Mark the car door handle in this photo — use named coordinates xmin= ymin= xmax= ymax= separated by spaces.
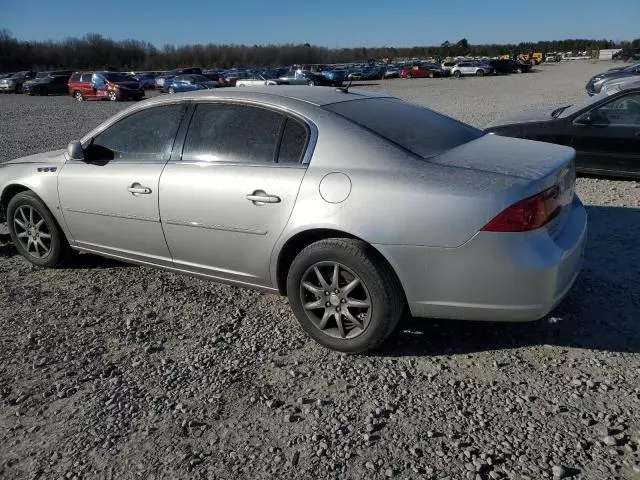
xmin=246 ymin=191 xmax=281 ymax=204
xmin=127 ymin=183 xmax=152 ymax=195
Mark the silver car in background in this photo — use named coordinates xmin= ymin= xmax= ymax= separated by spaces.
xmin=451 ymin=61 xmax=492 ymax=77
xmin=0 ymin=87 xmax=587 ymax=353
xmin=602 ymin=76 xmax=640 ymax=95
xmin=236 ymin=75 xmax=279 ymax=87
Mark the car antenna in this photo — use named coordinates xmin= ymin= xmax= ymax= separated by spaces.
xmin=336 ymin=77 xmax=353 ymax=93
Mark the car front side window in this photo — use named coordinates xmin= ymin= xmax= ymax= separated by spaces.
xmin=590 ymin=93 xmax=640 ymax=126
xmin=85 ymin=104 xmax=186 ymax=163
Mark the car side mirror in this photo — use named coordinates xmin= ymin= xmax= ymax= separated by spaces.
xmin=574 ymin=113 xmax=592 ymax=125
xmin=67 ymin=140 xmax=84 ymax=161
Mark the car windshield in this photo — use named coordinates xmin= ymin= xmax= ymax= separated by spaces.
xmin=190 ymin=75 xmax=210 ymax=82
xmin=103 ymin=73 xmax=136 ymax=82
xmin=324 ymin=98 xmax=484 ymax=159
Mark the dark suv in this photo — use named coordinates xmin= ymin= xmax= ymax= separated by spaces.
xmin=23 ymin=71 xmax=73 ymax=96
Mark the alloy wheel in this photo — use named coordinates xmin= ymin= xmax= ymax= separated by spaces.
xmin=13 ymin=205 xmax=52 ymax=259
xmin=299 ymin=261 xmax=372 ymax=339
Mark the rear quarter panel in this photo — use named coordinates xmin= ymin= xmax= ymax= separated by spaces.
xmin=269 ymin=110 xmax=533 ymax=285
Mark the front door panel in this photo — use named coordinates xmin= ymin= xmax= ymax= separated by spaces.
xmin=58 ymin=162 xmax=172 ymax=263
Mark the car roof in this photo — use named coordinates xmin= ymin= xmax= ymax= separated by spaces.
xmin=145 ymin=86 xmax=392 ymax=107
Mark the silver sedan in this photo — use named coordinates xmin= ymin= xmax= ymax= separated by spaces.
xmin=235 ymin=75 xmax=279 ymax=87
xmin=0 ymin=87 xmax=587 ymax=353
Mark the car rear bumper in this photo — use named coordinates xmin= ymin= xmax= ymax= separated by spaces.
xmin=0 ymin=84 xmax=17 ymax=92
xmin=376 ymin=196 xmax=587 ymax=322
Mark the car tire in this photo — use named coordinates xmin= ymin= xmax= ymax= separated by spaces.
xmin=7 ymin=191 xmax=71 ymax=268
xmin=476 ymin=70 xmax=484 ymax=77
xmin=286 ymin=238 xmax=404 ymax=353
xmin=428 ymin=72 xmax=434 ymax=78
xmin=74 ymin=90 xmax=84 ymax=101
xmin=108 ymin=90 xmax=118 ymax=101
xmin=39 ymin=88 xmax=47 ymax=96
xmin=406 ymin=73 xmax=412 ymax=79
xmin=453 ymin=70 xmax=461 ymax=78
xmin=169 ymin=87 xmax=175 ymax=94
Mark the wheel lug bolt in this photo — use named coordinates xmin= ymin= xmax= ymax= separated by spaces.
xmin=325 ymin=302 xmax=330 ymax=307
xmin=336 ymin=307 xmax=341 ymax=312
xmin=341 ymin=299 xmax=346 ymax=303
xmin=334 ymin=289 xmax=339 ymax=294
xmin=324 ymin=291 xmax=329 ymax=296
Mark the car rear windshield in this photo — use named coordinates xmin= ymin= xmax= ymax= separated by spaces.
xmin=324 ymin=98 xmax=483 ymax=159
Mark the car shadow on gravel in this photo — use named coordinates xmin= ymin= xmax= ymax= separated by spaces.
xmin=382 ymin=205 xmax=640 ymax=357
xmin=0 ymin=231 xmax=130 ymax=269
xmin=0 ymin=232 xmax=13 ymax=257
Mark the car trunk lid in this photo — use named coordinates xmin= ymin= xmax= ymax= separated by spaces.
xmin=430 ymin=133 xmax=576 ymax=236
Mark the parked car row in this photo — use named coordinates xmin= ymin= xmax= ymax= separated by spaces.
xmin=585 ymin=60 xmax=640 ymax=95
xmin=345 ymin=59 xmax=533 ymax=81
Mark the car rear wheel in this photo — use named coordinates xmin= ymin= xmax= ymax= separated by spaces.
xmin=7 ymin=192 xmax=71 ymax=268
xmin=39 ymin=88 xmax=47 ymax=96
xmin=476 ymin=70 xmax=485 ymax=77
xmin=169 ymin=87 xmax=175 ymax=94
xmin=406 ymin=73 xmax=412 ymax=79
xmin=286 ymin=238 xmax=404 ymax=353
xmin=108 ymin=90 xmax=118 ymax=101
xmin=74 ymin=90 xmax=83 ymax=101
xmin=453 ymin=70 xmax=461 ymax=78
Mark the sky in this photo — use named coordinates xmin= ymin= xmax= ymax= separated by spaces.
xmin=3 ymin=0 xmax=639 ymax=48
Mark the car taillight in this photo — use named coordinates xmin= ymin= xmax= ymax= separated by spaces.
xmin=481 ymin=186 xmax=561 ymax=232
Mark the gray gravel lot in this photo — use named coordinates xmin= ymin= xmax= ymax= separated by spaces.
xmin=1 ymin=61 xmax=639 ymax=480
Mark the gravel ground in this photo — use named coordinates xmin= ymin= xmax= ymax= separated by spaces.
xmin=1 ymin=61 xmax=639 ymax=480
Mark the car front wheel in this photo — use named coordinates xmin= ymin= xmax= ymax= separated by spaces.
xmin=453 ymin=70 xmax=461 ymax=77
xmin=7 ymin=192 xmax=70 ymax=268
xmin=287 ymin=238 xmax=404 ymax=353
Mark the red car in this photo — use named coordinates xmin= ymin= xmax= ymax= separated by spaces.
xmin=68 ymin=71 xmax=144 ymax=102
xmin=400 ymin=66 xmax=443 ymax=79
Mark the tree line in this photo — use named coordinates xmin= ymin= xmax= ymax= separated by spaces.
xmin=1 ymin=30 xmax=638 ymax=72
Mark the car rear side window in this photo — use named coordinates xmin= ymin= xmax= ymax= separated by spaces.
xmin=324 ymin=98 xmax=483 ymax=159
xmin=70 ymin=73 xmax=80 ymax=82
xmin=88 ymin=104 xmax=185 ymax=162
xmin=182 ymin=103 xmax=285 ymax=164
xmin=277 ymin=118 xmax=309 ymax=164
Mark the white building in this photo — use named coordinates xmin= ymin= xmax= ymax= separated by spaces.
xmin=599 ymin=49 xmax=622 ymax=60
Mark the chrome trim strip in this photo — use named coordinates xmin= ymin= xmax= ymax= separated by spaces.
xmin=164 ymin=218 xmax=267 ymax=235
xmin=64 ymin=208 xmax=159 ymax=223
